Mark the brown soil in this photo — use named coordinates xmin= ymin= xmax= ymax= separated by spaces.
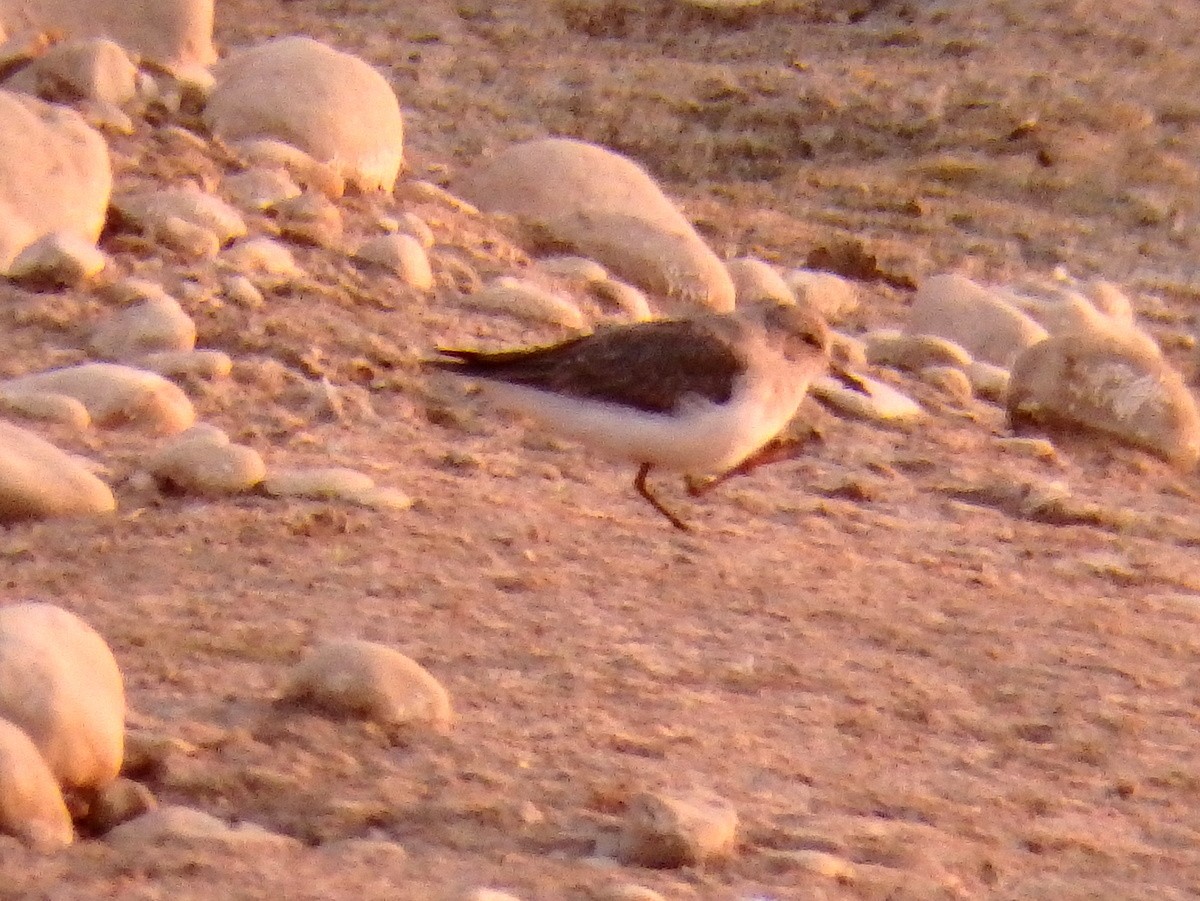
xmin=4 ymin=1 xmax=1200 ymax=899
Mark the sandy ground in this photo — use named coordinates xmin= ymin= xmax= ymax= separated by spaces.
xmin=4 ymin=1 xmax=1200 ymax=898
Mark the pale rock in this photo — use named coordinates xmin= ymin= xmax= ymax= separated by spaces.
xmin=726 ymin=257 xmax=795 ymax=306
xmin=205 ymin=37 xmax=404 ymax=192
xmin=0 ymin=420 xmax=113 ymax=520
xmin=113 ymin=186 xmax=246 ymax=248
xmin=536 ymin=255 xmax=608 ymax=285
xmin=468 ymin=891 xmax=523 ymax=901
xmin=79 ymin=98 xmax=133 ymax=135
xmin=1000 ymin=285 xmax=1121 ymax=337
xmin=865 ymin=329 xmax=972 ymax=372
xmin=0 ymin=390 xmax=90 ymax=430
xmin=395 ymin=212 xmax=434 ymax=249
xmin=829 ymin=331 xmax=868 ymax=370
xmin=2 ymin=38 xmax=137 ymax=106
xmin=595 ymin=885 xmax=666 ymax=901
xmin=616 ymin=789 xmax=737 ymax=868
xmin=0 ymin=0 xmax=216 ymax=72
xmin=995 ymin=436 xmax=1058 ymax=460
xmin=281 ymin=638 xmax=452 ymax=732
xmin=221 ymin=274 xmax=264 ymax=307
xmin=6 ymin=231 xmax=106 ymax=287
xmin=138 ymin=349 xmax=233 ymax=380
xmin=965 ymin=360 xmax=1010 ymax=404
xmin=274 ymin=192 xmax=343 ymax=249
xmin=2 ymin=363 xmax=195 ymax=433
xmin=230 ymin=138 xmax=345 ymax=199
xmin=812 ymin=372 xmax=923 ymax=423
xmin=456 ymin=137 xmax=734 ymax=313
xmin=353 ymin=234 xmax=433 ymax=291
xmin=1086 ymin=279 xmax=1136 ymax=327
xmin=152 ymin=216 xmax=220 ymax=258
xmin=0 ymin=91 xmax=110 ymax=271
xmin=0 ymin=717 xmax=72 ymax=851
xmin=784 ymin=849 xmax=857 ymax=880
xmin=920 ymin=365 xmax=973 ymax=404
xmin=401 ymin=179 xmax=479 ymax=215
xmin=783 ymin=269 xmax=860 ymax=321
xmin=90 ymin=294 xmax=196 ymax=360
xmin=908 ymin=274 xmax=1047 ymax=367
xmin=147 ymin=426 xmax=265 ymax=496
xmin=105 ymin=805 xmax=299 ymax=851
xmin=1009 ymin=329 xmax=1200 ymax=467
xmin=590 ymin=277 xmax=652 ymax=321
xmin=220 ymin=237 xmax=301 ymax=285
xmin=262 ymin=467 xmax=375 ymax=500
xmin=0 ymin=602 xmax=124 ymax=798
xmin=347 ymin=486 xmax=413 ymax=511
xmin=221 ymin=167 xmax=301 ymax=212
xmin=464 ymin=276 xmax=585 ymax=329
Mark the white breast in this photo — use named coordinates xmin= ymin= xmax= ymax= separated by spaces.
xmin=482 ymin=371 xmax=811 ymax=476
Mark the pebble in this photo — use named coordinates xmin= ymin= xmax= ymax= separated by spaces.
xmin=222 ymin=167 xmax=302 ymax=212
xmin=396 ymin=212 xmax=435 ymax=249
xmin=280 ymin=638 xmax=453 ymax=732
xmin=261 ymin=467 xmax=375 ymax=500
xmin=0 ymin=391 xmax=91 ymax=430
xmin=220 ymin=237 xmax=303 ymax=285
xmin=616 ymin=789 xmax=738 ymax=868
xmin=536 ymin=255 xmax=608 ymax=285
xmin=113 ymin=187 xmax=247 ymax=248
xmin=919 ymin=365 xmax=973 ymax=404
xmin=865 ymin=329 xmax=973 ymax=372
xmin=231 ymin=138 xmax=345 ymax=199
xmin=0 ymin=717 xmax=73 ymax=851
xmin=0 ymin=603 xmax=125 ymax=800
xmin=595 ymin=885 xmax=667 ymax=901
xmin=0 ymin=420 xmax=114 ymax=520
xmin=783 ymin=269 xmax=860 ymax=321
xmin=6 ymin=232 xmax=107 ymax=287
xmin=589 ymin=278 xmax=653 ymax=321
xmin=79 ymin=777 xmax=157 ymax=836
xmin=965 ymin=360 xmax=1010 ymax=404
xmin=90 ymin=293 xmax=196 ymax=360
xmin=811 ymin=372 xmax=924 ymax=423
xmin=464 ymin=276 xmax=585 ymax=329
xmin=147 ymin=426 xmax=266 ymax=496
xmin=2 ymin=38 xmax=138 ymax=107
xmin=353 ymin=234 xmax=434 ymax=290
xmin=2 ymin=363 xmax=195 ymax=434
xmin=908 ymin=273 xmax=1047 ymax=367
xmin=726 ymin=257 xmax=795 ymax=306
xmin=274 ymin=192 xmax=344 ymax=249
xmin=105 ymin=805 xmax=300 ymax=851
xmin=138 ymin=350 xmax=234 ymax=381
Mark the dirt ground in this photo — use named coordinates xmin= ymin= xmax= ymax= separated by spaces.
xmin=4 ymin=0 xmax=1200 ymax=898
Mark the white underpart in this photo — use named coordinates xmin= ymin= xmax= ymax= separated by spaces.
xmin=481 ymin=369 xmax=813 ymax=476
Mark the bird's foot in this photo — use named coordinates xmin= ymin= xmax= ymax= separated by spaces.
xmin=687 ymin=431 xmax=824 ymax=498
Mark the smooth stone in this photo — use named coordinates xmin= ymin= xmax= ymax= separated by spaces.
xmin=783 ymin=269 xmax=860 ymax=321
xmin=463 ymin=276 xmax=585 ymax=329
xmin=394 ymin=212 xmax=434 ymax=249
xmin=0 ymin=391 xmax=90 ymax=430
xmin=80 ymin=777 xmax=156 ymax=836
xmin=726 ymin=257 xmax=795 ymax=306
xmin=261 ymin=467 xmax=375 ymax=500
xmin=456 ymin=137 xmax=734 ymax=313
xmin=90 ymin=294 xmax=196 ymax=360
xmin=2 ymin=38 xmax=137 ymax=106
xmin=0 ymin=0 xmax=216 ymax=72
xmin=0 ymin=602 xmax=125 ymax=799
xmin=2 ymin=363 xmax=195 ymax=433
xmin=221 ymin=167 xmax=301 ymax=211
xmin=965 ymin=360 xmax=1010 ymax=404
xmin=1009 ymin=329 xmax=1200 ymax=467
xmin=353 ymin=234 xmax=433 ymax=291
xmin=908 ymin=273 xmax=1047 ymax=367
xmin=205 ymin=36 xmax=404 ymax=192
xmin=589 ymin=277 xmax=653 ymax=321
xmin=230 ymin=138 xmax=345 ymax=199
xmin=113 ymin=186 xmax=246 ymax=247
xmin=865 ymin=329 xmax=973 ymax=372
xmin=0 ymin=420 xmax=114 ymax=520
xmin=105 ymin=805 xmax=299 ymax=851
xmin=6 ymin=232 xmax=107 ymax=287
xmin=920 ymin=365 xmax=973 ymax=403
xmin=616 ymin=789 xmax=737 ymax=868
xmin=811 ymin=372 xmax=924 ymax=423
xmin=137 ymin=350 xmax=233 ymax=380
xmin=148 ymin=427 xmax=266 ymax=496
xmin=281 ymin=639 xmax=452 ymax=732
xmin=220 ymin=237 xmax=302 ymax=284
xmin=0 ymin=717 xmax=73 ymax=851
xmin=535 ymin=255 xmax=608 ymax=285
xmin=274 ymin=192 xmax=343 ymax=249
xmin=0 ymin=92 xmax=111 ymax=271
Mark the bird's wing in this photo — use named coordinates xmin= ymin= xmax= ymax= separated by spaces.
xmin=430 ymin=318 xmax=748 ymax=414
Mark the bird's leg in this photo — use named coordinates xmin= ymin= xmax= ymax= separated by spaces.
xmin=634 ymin=463 xmax=692 ymax=531
xmin=686 ymin=430 xmax=825 ymax=498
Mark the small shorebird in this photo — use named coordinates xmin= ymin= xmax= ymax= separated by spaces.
xmin=428 ymin=302 xmax=832 ymax=530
